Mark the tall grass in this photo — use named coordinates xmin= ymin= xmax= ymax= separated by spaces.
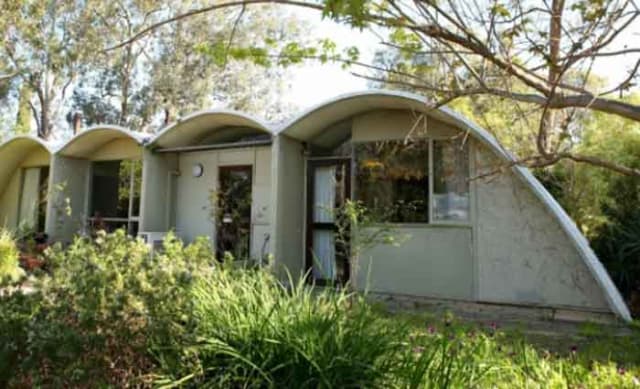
xmin=153 ymin=269 xmax=407 ymax=388
xmin=152 ymin=267 xmax=640 ymax=388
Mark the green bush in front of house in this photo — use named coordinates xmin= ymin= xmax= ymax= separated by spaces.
xmin=0 ymin=229 xmax=24 ymax=286
xmin=0 ymin=230 xmax=215 ymax=387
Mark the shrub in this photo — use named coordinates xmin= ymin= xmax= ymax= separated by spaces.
xmin=1 ymin=230 xmax=215 ymax=387
xmin=0 ymin=229 xmax=24 ymax=286
xmin=153 ymin=270 xmax=407 ymax=388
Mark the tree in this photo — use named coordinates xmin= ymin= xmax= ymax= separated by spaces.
xmin=1 ymin=0 xmax=100 ymax=139
xmin=1 ymin=1 xmax=304 ymax=138
xmin=67 ymin=2 xmax=302 ymax=132
xmin=110 ymin=0 xmax=640 ymax=176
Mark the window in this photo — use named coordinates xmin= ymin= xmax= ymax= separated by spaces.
xmin=354 ymin=138 xmax=470 ymax=223
xmin=89 ymin=160 xmax=141 ymax=235
xmin=355 ymin=140 xmax=429 ymax=223
xmin=433 ymin=140 xmax=470 ymax=221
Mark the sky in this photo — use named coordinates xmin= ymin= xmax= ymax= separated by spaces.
xmin=281 ymin=13 xmax=376 ymax=110
xmin=282 ymin=9 xmax=640 ymax=112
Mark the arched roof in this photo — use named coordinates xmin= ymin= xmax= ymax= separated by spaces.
xmin=150 ymin=109 xmax=273 ymax=149
xmin=0 ymin=136 xmax=52 ymax=196
xmin=56 ymin=125 xmax=148 ymax=158
xmin=280 ymin=89 xmax=631 ymax=322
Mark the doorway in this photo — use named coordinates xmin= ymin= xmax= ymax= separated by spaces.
xmin=306 ymin=159 xmax=351 ymax=284
xmin=217 ymin=165 xmax=253 ymax=260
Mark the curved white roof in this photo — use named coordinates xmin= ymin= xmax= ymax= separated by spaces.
xmin=280 ymin=89 xmax=631 ymax=322
xmin=56 ymin=125 xmax=148 ymax=158
xmin=0 ymin=136 xmax=52 ymax=197
xmin=151 ymin=109 xmax=274 ymax=149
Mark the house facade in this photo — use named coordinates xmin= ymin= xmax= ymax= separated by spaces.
xmin=0 ymin=90 xmax=631 ymax=322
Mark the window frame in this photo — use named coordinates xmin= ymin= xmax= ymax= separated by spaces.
xmin=351 ymin=137 xmax=473 ymax=228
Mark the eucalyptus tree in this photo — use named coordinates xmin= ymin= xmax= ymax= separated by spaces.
xmin=0 ymin=0 xmax=100 ymax=139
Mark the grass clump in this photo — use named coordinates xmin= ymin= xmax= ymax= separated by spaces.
xmin=154 ymin=270 xmax=406 ymax=388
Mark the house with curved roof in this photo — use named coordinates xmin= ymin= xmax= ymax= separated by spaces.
xmin=45 ymin=126 xmax=148 ymax=241
xmin=0 ymin=136 xmax=52 ymax=233
xmin=0 ymin=89 xmax=630 ymax=323
xmin=269 ymin=90 xmax=631 ymax=322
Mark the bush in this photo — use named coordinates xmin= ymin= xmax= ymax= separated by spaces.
xmin=153 ymin=270 xmax=407 ymax=388
xmin=0 ymin=229 xmax=24 ymax=286
xmin=1 ymin=230 xmax=215 ymax=387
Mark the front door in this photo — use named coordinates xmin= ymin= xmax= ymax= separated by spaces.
xmin=217 ymin=165 xmax=252 ymax=261
xmin=306 ymin=159 xmax=351 ymax=285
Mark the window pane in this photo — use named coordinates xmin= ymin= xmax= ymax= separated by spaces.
xmin=121 ymin=160 xmax=142 ymax=217
xmin=433 ymin=139 xmax=470 ymax=221
xmin=355 ymin=140 xmax=429 ymax=223
xmin=90 ymin=161 xmax=122 ymax=218
xmin=313 ymin=166 xmax=337 ymax=223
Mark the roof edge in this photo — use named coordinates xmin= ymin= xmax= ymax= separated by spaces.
xmin=150 ymin=109 xmax=274 ymax=147
xmin=56 ymin=125 xmax=149 ymax=154
xmin=0 ymin=135 xmax=54 ymax=154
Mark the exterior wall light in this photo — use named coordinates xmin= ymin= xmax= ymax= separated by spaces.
xmin=192 ymin=163 xmax=204 ymax=178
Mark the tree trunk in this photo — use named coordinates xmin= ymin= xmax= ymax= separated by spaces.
xmin=539 ymin=0 xmax=565 ymax=155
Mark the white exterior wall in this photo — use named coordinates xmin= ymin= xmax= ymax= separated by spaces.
xmin=171 ymin=146 xmax=272 ymax=260
xmin=474 ymin=143 xmax=609 ymax=310
xmin=271 ymin=135 xmax=306 ymax=279
xmin=0 ymin=171 xmax=21 ymax=229
xmin=45 ymin=156 xmax=91 ymax=242
xmin=140 ymin=150 xmax=178 ymax=233
xmin=357 ymin=227 xmax=473 ymax=299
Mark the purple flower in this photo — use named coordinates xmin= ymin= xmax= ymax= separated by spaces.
xmin=570 ymin=345 xmax=578 ymax=354
xmin=618 ymin=366 xmax=626 ymax=375
xmin=427 ymin=326 xmax=436 ymax=335
xmin=489 ymin=322 xmax=498 ymax=331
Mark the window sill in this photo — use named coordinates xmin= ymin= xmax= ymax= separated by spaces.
xmin=366 ymin=222 xmax=472 ymax=229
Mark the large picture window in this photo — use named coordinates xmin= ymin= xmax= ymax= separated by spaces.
xmin=355 ymin=140 xmax=429 ymax=223
xmin=89 ymin=160 xmax=142 ymax=235
xmin=354 ymin=138 xmax=470 ymax=224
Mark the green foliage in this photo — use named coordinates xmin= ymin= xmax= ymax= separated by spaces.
xmin=154 ymin=270 xmax=406 ymax=387
xmin=323 ymin=0 xmax=372 ymax=29
xmin=2 ymin=232 xmax=639 ymax=386
xmin=0 ymin=229 xmax=24 ymax=286
xmin=154 ymin=275 xmax=640 ymax=388
xmin=1 ymin=230 xmax=215 ymax=387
